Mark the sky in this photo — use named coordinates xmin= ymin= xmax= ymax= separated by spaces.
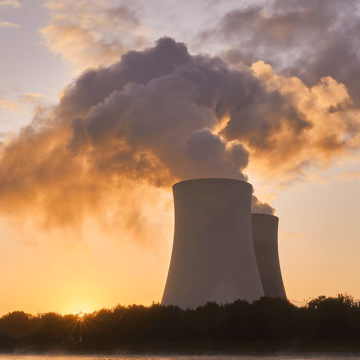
xmin=0 ymin=0 xmax=360 ymax=315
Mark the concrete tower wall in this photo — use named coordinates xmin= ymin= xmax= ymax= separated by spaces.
xmin=162 ymin=178 xmax=264 ymax=309
xmin=251 ymin=214 xmax=286 ymax=299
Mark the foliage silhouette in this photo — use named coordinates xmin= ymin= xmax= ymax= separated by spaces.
xmin=0 ymin=294 xmax=359 ymax=352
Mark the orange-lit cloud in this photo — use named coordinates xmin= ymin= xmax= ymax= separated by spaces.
xmin=0 ymin=98 xmax=25 ymax=112
xmin=18 ymin=93 xmax=45 ymax=104
xmin=0 ymin=38 xmax=271 ymax=241
xmin=2 ymin=37 xmax=360 ymax=243
xmin=336 ymin=172 xmax=360 ymax=182
xmin=242 ymin=61 xmax=360 ymax=181
xmin=0 ymin=0 xmax=22 ymax=9
xmin=0 ymin=93 xmax=44 ymax=116
xmin=41 ymin=0 xmax=150 ymax=71
xmin=0 ymin=21 xmax=20 ymax=28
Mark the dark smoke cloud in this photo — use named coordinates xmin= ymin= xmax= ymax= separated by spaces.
xmin=0 ymin=37 xmax=282 ymax=230
xmin=197 ymin=0 xmax=360 ymax=107
xmin=63 ymin=38 xmax=264 ymax=190
xmin=3 ymin=34 xmax=360 ymax=232
xmin=64 ymin=38 xmax=324 ymax=183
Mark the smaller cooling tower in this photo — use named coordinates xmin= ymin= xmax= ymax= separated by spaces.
xmin=251 ymin=214 xmax=286 ymax=299
xmin=162 ymin=178 xmax=264 ymax=309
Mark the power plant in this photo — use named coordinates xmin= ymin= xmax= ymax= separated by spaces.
xmin=162 ymin=178 xmax=286 ymax=309
xmin=252 ymin=214 xmax=286 ymax=299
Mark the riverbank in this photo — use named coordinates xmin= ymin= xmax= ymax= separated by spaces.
xmin=3 ymin=339 xmax=360 ymax=356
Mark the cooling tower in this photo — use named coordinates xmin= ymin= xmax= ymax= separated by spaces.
xmin=251 ymin=214 xmax=286 ymax=299
xmin=162 ymin=178 xmax=264 ymax=309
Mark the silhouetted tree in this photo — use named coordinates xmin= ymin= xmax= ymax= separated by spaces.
xmin=1 ymin=294 xmax=360 ymax=352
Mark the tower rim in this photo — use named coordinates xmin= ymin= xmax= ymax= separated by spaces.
xmin=173 ymin=178 xmax=252 ymax=190
xmin=252 ymin=213 xmax=278 ymax=220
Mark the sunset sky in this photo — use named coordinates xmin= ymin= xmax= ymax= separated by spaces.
xmin=1 ymin=0 xmax=360 ymax=316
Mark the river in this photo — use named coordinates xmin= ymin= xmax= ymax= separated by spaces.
xmin=1 ymin=355 xmax=360 ymax=360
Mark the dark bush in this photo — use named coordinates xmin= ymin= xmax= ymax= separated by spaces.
xmin=0 ymin=294 xmax=359 ymax=351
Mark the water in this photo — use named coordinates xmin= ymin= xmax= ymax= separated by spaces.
xmin=1 ymin=356 xmax=360 ymax=360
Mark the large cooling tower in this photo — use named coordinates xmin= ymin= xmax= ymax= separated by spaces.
xmin=162 ymin=178 xmax=264 ymax=309
xmin=251 ymin=214 xmax=286 ymax=299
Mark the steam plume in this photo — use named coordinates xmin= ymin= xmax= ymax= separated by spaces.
xmin=2 ymin=36 xmax=359 ymax=234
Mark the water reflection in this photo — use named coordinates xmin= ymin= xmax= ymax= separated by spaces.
xmin=1 ymin=355 xmax=360 ymax=360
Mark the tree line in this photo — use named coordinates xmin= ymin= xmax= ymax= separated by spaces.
xmin=0 ymin=294 xmax=360 ymax=353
